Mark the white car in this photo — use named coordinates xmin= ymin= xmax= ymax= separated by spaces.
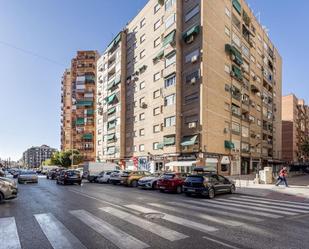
xmin=138 ymin=173 xmax=162 ymax=189
xmin=96 ymin=171 xmax=115 ymax=183
xmin=18 ymin=171 xmax=38 ymax=184
xmin=109 ymin=170 xmax=130 ymax=185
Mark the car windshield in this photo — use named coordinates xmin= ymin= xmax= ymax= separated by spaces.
xmin=162 ymin=174 xmax=175 ymax=179
xmin=21 ymin=171 xmax=36 ymax=175
xmin=66 ymin=171 xmax=79 ymax=176
xmin=186 ymin=175 xmax=205 ymax=182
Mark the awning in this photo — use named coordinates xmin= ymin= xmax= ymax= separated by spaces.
xmin=181 ymin=135 xmax=198 ymax=146
xmin=75 ymin=118 xmax=84 ymax=125
xmin=106 ymin=133 xmax=115 ymax=141
xmin=163 ymin=30 xmax=176 ymax=47
xmin=221 ymin=156 xmax=231 ymax=164
xmin=157 ymin=143 xmax=164 ymax=149
xmin=107 ymin=32 xmax=122 ymax=52
xmin=107 ymin=120 xmax=117 ymax=129
xmin=182 ymin=25 xmax=200 ymax=41
xmin=76 ymin=100 xmax=93 ymax=107
xmin=232 ymin=0 xmax=242 ymax=14
xmin=86 ymin=109 xmax=94 ymax=115
xmin=163 ymin=136 xmax=175 ymax=146
xmin=153 ymin=50 xmax=164 ymax=61
xmin=225 ymin=44 xmax=243 ymax=65
xmin=107 ymin=107 xmax=116 ymax=115
xmin=107 ymin=94 xmax=117 ymax=104
xmin=165 ymin=161 xmax=196 ymax=167
xmin=231 ymin=65 xmax=242 ymax=81
xmin=225 ymin=140 xmax=235 ymax=149
xmin=83 ymin=133 xmax=93 ymax=140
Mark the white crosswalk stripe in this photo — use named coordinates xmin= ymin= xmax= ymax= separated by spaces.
xmin=229 ymin=196 xmax=309 ymax=210
xmin=99 ymin=206 xmax=188 ymax=241
xmin=70 ymin=209 xmax=149 ymax=249
xmin=218 ymin=198 xmax=309 ymax=213
xmin=238 ymin=195 xmax=309 ymax=206
xmin=125 ymin=204 xmax=219 ymax=233
xmin=0 ymin=217 xmax=21 ymax=249
xmin=167 ymin=201 xmax=264 ymax=222
xmin=206 ymin=200 xmax=295 ymax=216
xmin=34 ymin=213 xmax=86 ymax=249
xmin=182 ymin=200 xmax=283 ymax=218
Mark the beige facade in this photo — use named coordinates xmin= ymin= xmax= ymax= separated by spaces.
xmin=96 ymin=0 xmax=282 ymax=175
xmin=282 ymin=94 xmax=309 ymax=163
xmin=61 ymin=51 xmax=99 ymax=162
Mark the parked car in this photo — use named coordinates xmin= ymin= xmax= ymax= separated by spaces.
xmin=138 ymin=172 xmax=162 ymax=189
xmin=120 ymin=171 xmax=151 ymax=187
xmin=47 ymin=168 xmax=65 ymax=180
xmin=109 ymin=170 xmax=130 ymax=185
xmin=0 ymin=177 xmax=18 ymax=203
xmin=12 ymin=170 xmax=21 ymax=178
xmin=57 ymin=170 xmax=82 ymax=185
xmin=0 ymin=169 xmax=5 ymax=177
xmin=96 ymin=170 xmax=117 ymax=183
xmin=157 ymin=173 xmax=188 ymax=193
xmin=183 ymin=173 xmax=235 ymax=198
xmin=18 ymin=171 xmax=38 ymax=184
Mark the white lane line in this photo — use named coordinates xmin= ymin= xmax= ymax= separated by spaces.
xmin=148 ymin=203 xmax=244 ymax=227
xmin=217 ymin=199 xmax=308 ymax=213
xmin=203 ymin=236 xmax=241 ymax=249
xmin=206 ymin=199 xmax=296 ymax=216
xmin=230 ymin=197 xmax=309 ymax=210
xmin=100 ymin=206 xmax=188 ymax=241
xmin=168 ymin=202 xmax=263 ymax=222
xmin=183 ymin=200 xmax=282 ymax=218
xmin=238 ymin=195 xmax=309 ymax=206
xmin=0 ymin=217 xmax=21 ymax=249
xmin=34 ymin=213 xmax=86 ymax=249
xmin=125 ymin=204 xmax=218 ymax=233
xmin=70 ymin=210 xmax=149 ymax=249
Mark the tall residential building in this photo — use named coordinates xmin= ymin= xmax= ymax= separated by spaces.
xmin=61 ymin=51 xmax=99 ymax=162
xmin=96 ymin=0 xmax=282 ymax=175
xmin=282 ymin=94 xmax=309 ymax=163
xmin=23 ymin=145 xmax=57 ymax=168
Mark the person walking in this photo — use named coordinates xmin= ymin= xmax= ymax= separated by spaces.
xmin=275 ymin=167 xmax=288 ymax=187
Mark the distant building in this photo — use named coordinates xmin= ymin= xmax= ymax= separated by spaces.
xmin=23 ymin=145 xmax=57 ymax=168
xmin=282 ymin=94 xmax=309 ymax=163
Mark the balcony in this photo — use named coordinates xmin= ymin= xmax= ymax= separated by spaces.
xmin=225 ymin=44 xmax=243 ymax=66
xmin=183 ymin=25 xmax=200 ymax=44
xmin=230 ymin=65 xmax=243 ymax=82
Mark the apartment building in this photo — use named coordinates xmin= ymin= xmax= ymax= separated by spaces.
xmin=96 ymin=0 xmax=282 ymax=175
xmin=61 ymin=51 xmax=99 ymax=162
xmin=282 ymin=94 xmax=309 ymax=163
xmin=23 ymin=145 xmax=57 ymax=168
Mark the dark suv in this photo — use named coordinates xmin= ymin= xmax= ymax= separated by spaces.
xmin=183 ymin=173 xmax=235 ymax=198
xmin=56 ymin=170 xmax=82 ymax=185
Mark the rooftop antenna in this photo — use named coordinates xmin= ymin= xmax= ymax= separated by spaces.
xmin=255 ymin=11 xmax=261 ymax=23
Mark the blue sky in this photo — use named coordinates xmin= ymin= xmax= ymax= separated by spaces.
xmin=0 ymin=0 xmax=308 ymax=161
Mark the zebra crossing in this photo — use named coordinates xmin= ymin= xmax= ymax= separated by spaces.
xmin=1 ymin=195 xmax=309 ymax=249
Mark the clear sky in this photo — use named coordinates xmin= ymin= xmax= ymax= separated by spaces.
xmin=0 ymin=0 xmax=308 ymax=161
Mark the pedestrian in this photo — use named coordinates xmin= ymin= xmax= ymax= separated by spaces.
xmin=275 ymin=167 xmax=288 ymax=187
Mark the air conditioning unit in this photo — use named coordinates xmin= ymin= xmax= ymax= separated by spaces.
xmin=186 ymin=35 xmax=194 ymax=44
xmin=188 ymin=122 xmax=197 ymax=128
xmin=190 ymin=77 xmax=197 ymax=85
xmin=140 ymin=102 xmax=147 ymax=109
xmin=191 ymin=55 xmax=198 ymax=63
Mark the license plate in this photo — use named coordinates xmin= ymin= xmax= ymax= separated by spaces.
xmin=187 ymin=189 xmax=195 ymax=192
xmin=121 ymin=180 xmax=124 ymax=183
xmin=159 ymin=186 xmax=165 ymax=189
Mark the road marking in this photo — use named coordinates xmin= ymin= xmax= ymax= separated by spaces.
xmin=148 ymin=203 xmax=244 ymax=227
xmin=34 ymin=213 xmax=86 ymax=249
xmin=100 ymin=206 xmax=188 ymax=241
xmin=230 ymin=197 xmax=309 ymax=210
xmin=0 ymin=217 xmax=21 ymax=249
xmin=183 ymin=200 xmax=282 ymax=218
xmin=216 ymin=198 xmax=308 ymax=213
xmin=202 ymin=236 xmax=241 ymax=249
xmin=70 ymin=210 xmax=149 ymax=249
xmin=167 ymin=202 xmax=263 ymax=222
xmin=125 ymin=204 xmax=218 ymax=233
xmin=238 ymin=195 xmax=309 ymax=206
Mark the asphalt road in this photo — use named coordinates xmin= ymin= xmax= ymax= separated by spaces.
xmin=1 ymin=177 xmax=309 ymax=249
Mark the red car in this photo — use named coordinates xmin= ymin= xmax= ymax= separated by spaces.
xmin=157 ymin=173 xmax=188 ymax=194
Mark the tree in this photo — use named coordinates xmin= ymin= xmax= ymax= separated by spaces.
xmin=50 ymin=150 xmax=83 ymax=168
xmin=300 ymin=139 xmax=309 ymax=159
xmin=42 ymin=159 xmax=52 ymax=166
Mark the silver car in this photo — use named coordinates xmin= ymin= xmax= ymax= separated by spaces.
xmin=18 ymin=171 xmax=38 ymax=184
xmin=0 ymin=177 xmax=18 ymax=203
xmin=138 ymin=172 xmax=162 ymax=189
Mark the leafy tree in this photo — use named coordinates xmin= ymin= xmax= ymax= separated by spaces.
xmin=300 ymin=139 xmax=309 ymax=158
xmin=42 ymin=159 xmax=52 ymax=166
xmin=50 ymin=150 xmax=83 ymax=168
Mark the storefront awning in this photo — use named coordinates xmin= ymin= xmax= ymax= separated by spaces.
xmin=165 ymin=161 xmax=196 ymax=167
xmin=181 ymin=135 xmax=198 ymax=146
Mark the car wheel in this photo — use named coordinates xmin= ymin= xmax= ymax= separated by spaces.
xmin=152 ymin=181 xmax=158 ymax=190
xmin=56 ymin=180 xmax=59 ymax=184
xmin=0 ymin=192 xmax=4 ymax=203
xmin=176 ymin=186 xmax=182 ymax=194
xmin=47 ymin=176 xmax=49 ymax=179
xmin=159 ymin=189 xmax=164 ymax=193
xmin=230 ymin=184 xmax=236 ymax=194
xmin=78 ymin=181 xmax=82 ymax=185
xmin=106 ymin=179 xmax=110 ymax=184
xmin=131 ymin=180 xmax=138 ymax=187
xmin=207 ymin=188 xmax=215 ymax=199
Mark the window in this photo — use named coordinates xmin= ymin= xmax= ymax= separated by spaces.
xmin=139 ymin=113 xmax=145 ymax=120
xmin=153 ymin=89 xmax=160 ymax=98
xmin=153 ymin=142 xmax=159 ymax=150
xmin=140 ymin=50 xmax=146 ymax=59
xmin=164 ymin=94 xmax=175 ymax=106
xmin=242 ymin=45 xmax=249 ymax=58
xmin=242 ymin=126 xmax=249 ymax=138
xmin=185 ymin=5 xmax=199 ymax=22
xmin=153 ymin=125 xmax=161 ymax=133
xmin=139 ymin=144 xmax=145 ymax=152
xmin=154 ymin=3 xmax=160 ymax=14
xmin=231 ymin=122 xmax=240 ymax=134
xmin=224 ymin=64 xmax=230 ymax=73
xmin=185 ymin=70 xmax=200 ymax=84
xmin=250 ymin=55 xmax=256 ymax=64
xmin=140 ymin=81 xmax=145 ymax=90
xmin=225 ymin=26 xmax=230 ymax=37
xmin=139 ymin=97 xmax=145 ymax=106
xmin=140 ymin=34 xmax=146 ymax=44
xmin=165 ymin=74 xmax=176 ymax=88
xmin=165 ymin=0 xmax=176 ymax=11
xmin=165 ymin=51 xmax=176 ymax=67
xmin=153 ymin=107 xmax=161 ymax=116
xmin=139 ymin=129 xmax=145 ymax=136
xmin=140 ymin=18 xmax=146 ymax=28
xmin=154 ymin=19 xmax=161 ymax=31
xmin=185 ymin=49 xmax=200 ymax=63
xmin=257 ymin=119 xmax=262 ymax=126
xmin=154 ymin=37 xmax=161 ymax=47
xmin=242 ymin=143 xmax=250 ymax=153
xmin=225 ymin=7 xmax=231 ymax=18
xmin=185 ymin=92 xmax=199 ymax=104
xmin=153 ymin=72 xmax=161 ymax=81
xmin=232 ymin=32 xmax=241 ymax=47
xmin=165 ymin=14 xmax=176 ymax=29
xmin=133 ymin=146 xmax=137 ymax=152
xmin=165 ymin=116 xmax=176 ymax=127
